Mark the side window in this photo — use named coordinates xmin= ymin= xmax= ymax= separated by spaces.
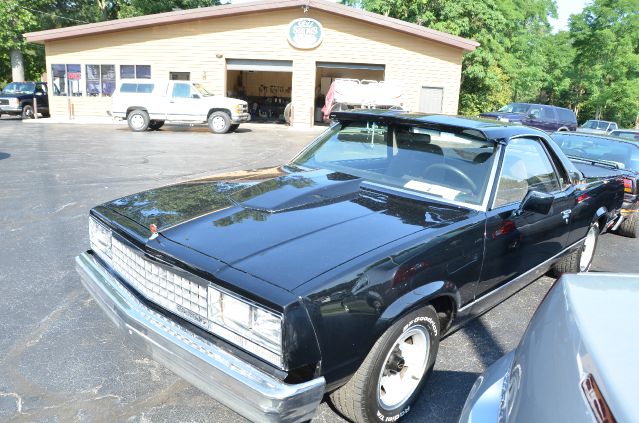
xmin=541 ymin=107 xmax=555 ymax=120
xmin=494 ymin=138 xmax=561 ymax=208
xmin=172 ymin=83 xmax=192 ymax=98
xmin=610 ymin=123 xmax=618 ymax=131
xmin=528 ymin=106 xmax=542 ymax=119
xmin=35 ymin=84 xmax=46 ymax=94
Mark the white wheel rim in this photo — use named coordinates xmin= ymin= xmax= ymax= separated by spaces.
xmin=130 ymin=114 xmax=145 ymax=130
xmin=212 ymin=116 xmax=226 ymax=131
xmin=377 ymin=325 xmax=430 ymax=410
xmin=24 ymin=107 xmax=33 ymax=118
xmin=580 ymin=226 xmax=597 ymax=271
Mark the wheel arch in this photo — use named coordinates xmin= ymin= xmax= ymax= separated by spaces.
xmin=593 ymin=206 xmax=608 ymax=232
xmin=126 ymin=106 xmax=148 ymax=116
xmin=207 ymin=108 xmax=231 ymax=119
xmin=377 ymin=281 xmax=461 ymax=338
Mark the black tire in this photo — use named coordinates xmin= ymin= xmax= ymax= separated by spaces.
xmin=21 ymin=104 xmax=35 ymax=119
xmin=617 ymin=213 xmax=638 ymax=238
xmin=229 ymin=124 xmax=240 ymax=132
xmin=208 ymin=111 xmax=231 ymax=134
xmin=42 ymin=111 xmax=50 ymax=118
xmin=557 ymin=127 xmax=569 ymax=132
xmin=551 ymin=221 xmax=599 ymax=276
xmin=330 ymin=306 xmax=440 ymax=423
xmin=148 ymin=120 xmax=165 ymax=131
xmin=127 ymin=109 xmax=150 ymax=132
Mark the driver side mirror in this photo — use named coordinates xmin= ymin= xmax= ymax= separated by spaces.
xmin=191 ymin=94 xmax=200 ymax=99
xmin=518 ymin=190 xmax=554 ymax=215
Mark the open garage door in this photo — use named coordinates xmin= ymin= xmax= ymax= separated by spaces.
xmin=226 ymin=59 xmax=292 ymax=124
xmin=315 ymin=62 xmax=385 ymax=123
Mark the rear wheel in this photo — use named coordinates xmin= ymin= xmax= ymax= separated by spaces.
xmin=22 ymin=104 xmax=35 ymax=119
xmin=551 ymin=221 xmax=599 ymax=276
xmin=617 ymin=213 xmax=638 ymax=238
xmin=127 ymin=109 xmax=150 ymax=132
xmin=329 ymin=306 xmax=439 ymax=423
xmin=208 ymin=111 xmax=231 ymax=133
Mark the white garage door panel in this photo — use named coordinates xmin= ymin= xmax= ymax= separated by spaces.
xmin=419 ymin=87 xmax=443 ymax=113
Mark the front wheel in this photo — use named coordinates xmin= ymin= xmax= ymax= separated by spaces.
xmin=22 ymin=104 xmax=35 ymax=119
xmin=330 ymin=306 xmax=440 ymax=423
xmin=208 ymin=111 xmax=231 ymax=134
xmin=551 ymin=221 xmax=599 ymax=276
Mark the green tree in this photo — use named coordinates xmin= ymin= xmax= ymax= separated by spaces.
xmin=569 ymin=0 xmax=639 ymax=125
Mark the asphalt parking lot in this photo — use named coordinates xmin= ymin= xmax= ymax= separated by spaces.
xmin=1 ymin=118 xmax=638 ymax=423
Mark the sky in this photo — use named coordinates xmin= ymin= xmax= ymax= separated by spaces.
xmin=229 ymin=0 xmax=588 ymax=33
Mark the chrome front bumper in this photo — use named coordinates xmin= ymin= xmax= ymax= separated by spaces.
xmin=232 ymin=112 xmax=251 ymax=123
xmin=75 ymin=252 xmax=325 ymax=423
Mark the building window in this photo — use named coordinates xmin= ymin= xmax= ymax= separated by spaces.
xmin=120 ymin=65 xmax=151 ymax=79
xmin=51 ymin=64 xmax=82 ymax=96
xmin=86 ymin=65 xmax=116 ymax=97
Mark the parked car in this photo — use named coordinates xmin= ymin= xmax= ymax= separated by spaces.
xmin=480 ymin=103 xmax=577 ymax=132
xmin=459 ymin=273 xmax=639 ymax=423
xmin=553 ymin=131 xmax=639 ymax=237
xmin=0 ymin=81 xmax=49 ymax=119
xmin=110 ymin=79 xmax=250 ymax=133
xmin=610 ymin=128 xmax=639 ymax=141
xmin=76 ymin=110 xmax=623 ymax=423
xmin=577 ymin=119 xmax=618 ymax=135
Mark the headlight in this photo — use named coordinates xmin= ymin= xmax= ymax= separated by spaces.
xmin=89 ymin=216 xmax=112 ymax=263
xmin=208 ymin=288 xmax=283 ymax=365
xmin=11 ymin=98 xmax=19 ymax=107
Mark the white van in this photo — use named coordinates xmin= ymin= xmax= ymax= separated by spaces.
xmin=111 ymin=80 xmax=250 ymax=133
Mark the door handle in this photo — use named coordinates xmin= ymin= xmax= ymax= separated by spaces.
xmin=561 ymin=209 xmax=572 ymax=223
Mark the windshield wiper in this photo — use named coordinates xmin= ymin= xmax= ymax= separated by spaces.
xmin=567 ymin=155 xmax=621 ymax=169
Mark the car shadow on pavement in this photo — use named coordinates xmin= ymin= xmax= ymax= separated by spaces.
xmin=0 ymin=152 xmax=10 ymax=160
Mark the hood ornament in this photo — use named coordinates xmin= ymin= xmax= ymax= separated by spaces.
xmin=149 ymin=223 xmax=159 ymax=240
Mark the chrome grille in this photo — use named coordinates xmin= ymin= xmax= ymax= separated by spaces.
xmin=0 ymin=99 xmax=9 ymax=106
xmin=111 ymin=238 xmax=208 ymax=324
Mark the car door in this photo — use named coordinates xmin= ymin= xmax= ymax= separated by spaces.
xmin=476 ymin=137 xmax=574 ymax=298
xmin=35 ymin=83 xmax=48 ymax=112
xmin=167 ymin=82 xmax=202 ymax=122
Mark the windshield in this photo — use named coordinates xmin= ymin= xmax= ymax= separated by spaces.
xmin=498 ymin=103 xmax=530 ymax=114
xmin=2 ymin=82 xmax=35 ymax=94
xmin=554 ymin=133 xmax=639 ymax=171
xmin=193 ymin=83 xmax=214 ymax=97
xmin=292 ymin=121 xmax=498 ymax=206
xmin=581 ymin=120 xmax=610 ymax=130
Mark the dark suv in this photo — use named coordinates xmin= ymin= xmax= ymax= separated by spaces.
xmin=481 ymin=103 xmax=577 ymax=132
xmin=0 ymin=81 xmax=49 ymax=119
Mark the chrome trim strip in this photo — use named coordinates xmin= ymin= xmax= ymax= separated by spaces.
xmin=362 ymin=181 xmax=487 ymax=211
xmin=458 ymin=238 xmax=584 ymax=314
xmin=75 ymin=252 xmax=325 ymax=423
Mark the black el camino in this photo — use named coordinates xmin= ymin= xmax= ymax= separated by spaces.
xmin=76 ymin=110 xmax=624 ymax=423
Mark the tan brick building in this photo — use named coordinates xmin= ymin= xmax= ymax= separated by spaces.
xmin=25 ymin=0 xmax=477 ymax=128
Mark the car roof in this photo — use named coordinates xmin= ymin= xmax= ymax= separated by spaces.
xmin=552 ymin=131 xmax=639 ymax=147
xmin=331 ymin=109 xmax=550 ymax=141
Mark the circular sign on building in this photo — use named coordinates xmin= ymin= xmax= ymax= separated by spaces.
xmin=287 ymin=18 xmax=323 ymax=49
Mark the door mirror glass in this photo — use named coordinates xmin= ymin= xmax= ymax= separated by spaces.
xmin=519 ymin=190 xmax=554 ymax=215
xmin=191 ymin=93 xmax=200 ymax=99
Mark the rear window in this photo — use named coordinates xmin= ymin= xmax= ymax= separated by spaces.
xmin=119 ymin=83 xmax=154 ymax=93
xmin=556 ymin=108 xmax=576 ymax=123
xmin=554 ymin=133 xmax=639 ymax=171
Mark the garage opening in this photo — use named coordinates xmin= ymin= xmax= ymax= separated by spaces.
xmin=315 ymin=62 xmax=385 ymax=123
xmin=226 ymin=59 xmax=292 ymax=124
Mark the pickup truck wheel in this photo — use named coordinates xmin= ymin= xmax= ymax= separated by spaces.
xmin=329 ymin=306 xmax=439 ymax=423
xmin=208 ymin=111 xmax=231 ymax=134
xmin=617 ymin=213 xmax=638 ymax=238
xmin=229 ymin=124 xmax=240 ymax=132
xmin=22 ymin=104 xmax=35 ymax=119
xmin=148 ymin=120 xmax=165 ymax=131
xmin=551 ymin=221 xmax=599 ymax=276
xmin=127 ymin=109 xmax=150 ymax=132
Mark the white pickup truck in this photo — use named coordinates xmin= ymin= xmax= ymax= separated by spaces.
xmin=111 ymin=80 xmax=250 ymax=133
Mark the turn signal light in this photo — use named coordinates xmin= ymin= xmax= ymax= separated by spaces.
xmin=581 ymin=373 xmax=616 ymax=423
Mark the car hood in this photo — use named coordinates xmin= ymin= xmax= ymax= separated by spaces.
xmin=203 ymin=96 xmax=246 ymax=108
xmin=101 ymin=166 xmax=472 ymax=291
xmin=479 ymin=112 xmax=525 ymax=120
xmin=0 ymin=93 xmax=27 ymax=99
